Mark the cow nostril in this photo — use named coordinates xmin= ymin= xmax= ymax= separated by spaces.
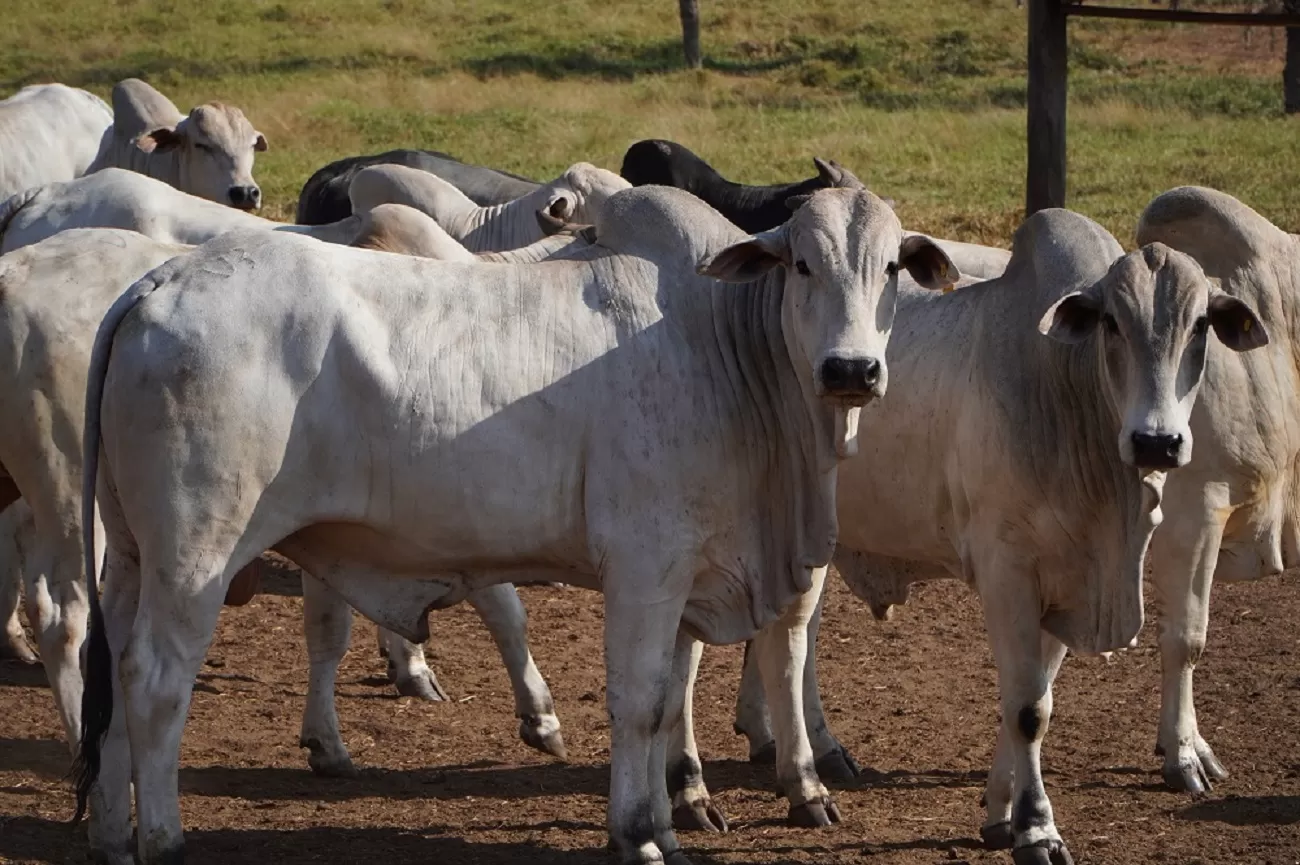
xmin=820 ymin=357 xmax=883 ymax=396
xmin=1130 ymin=431 xmax=1184 ymax=467
xmin=862 ymin=357 xmax=881 ymax=385
xmin=229 ymin=186 xmax=260 ymax=208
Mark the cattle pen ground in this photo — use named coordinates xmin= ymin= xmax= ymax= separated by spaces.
xmin=3 ymin=0 xmax=1300 ymax=863
xmin=3 ymin=564 xmax=1300 ymax=864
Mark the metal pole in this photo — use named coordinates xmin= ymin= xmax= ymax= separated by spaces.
xmin=1026 ymin=0 xmax=1069 ymax=214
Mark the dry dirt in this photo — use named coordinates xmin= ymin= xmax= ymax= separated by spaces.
xmin=1 ymin=560 xmax=1299 ymax=864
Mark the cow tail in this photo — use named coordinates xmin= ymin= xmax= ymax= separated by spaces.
xmin=70 ymin=273 xmax=165 ymax=824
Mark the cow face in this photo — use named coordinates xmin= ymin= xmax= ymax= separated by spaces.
xmin=699 ymin=189 xmax=957 ymax=453
xmin=136 ymin=103 xmax=267 ymax=211
xmin=1039 ymin=243 xmax=1268 ymax=470
xmin=540 ymin=163 xmax=631 ymax=230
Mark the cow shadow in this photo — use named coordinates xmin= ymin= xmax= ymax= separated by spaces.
xmin=0 ymin=816 xmax=628 ymax=865
xmin=1177 ymin=794 xmax=1300 ymax=826
xmin=0 ymin=737 xmax=70 ymax=779
xmin=175 ymin=757 xmax=788 ymax=804
xmin=0 ymin=814 xmax=982 ymax=865
xmin=0 ymin=658 xmax=48 ymax=689
xmin=836 ymin=766 xmax=988 ymax=793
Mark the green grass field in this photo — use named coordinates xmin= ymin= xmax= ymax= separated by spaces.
xmin=3 ymin=0 xmax=1295 ymax=244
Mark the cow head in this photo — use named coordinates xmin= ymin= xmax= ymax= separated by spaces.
xmin=135 ymin=102 xmax=267 ymax=211
xmin=697 ymin=188 xmax=958 ymax=456
xmin=540 ymin=163 xmax=631 ymax=231
xmin=1039 ymin=243 xmax=1268 ymax=470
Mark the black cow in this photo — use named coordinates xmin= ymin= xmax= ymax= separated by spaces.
xmin=296 ymin=149 xmax=540 ymax=225
xmin=619 ymin=139 xmax=866 ymax=233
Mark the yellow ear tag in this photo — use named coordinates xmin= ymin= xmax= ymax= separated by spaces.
xmin=1243 ymin=318 xmax=1252 ymax=332
xmin=941 ymin=283 xmax=956 ymax=294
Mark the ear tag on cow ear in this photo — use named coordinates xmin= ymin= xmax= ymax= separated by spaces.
xmin=941 ymin=283 xmax=956 ymax=295
xmin=1243 ymin=318 xmax=1253 ymax=332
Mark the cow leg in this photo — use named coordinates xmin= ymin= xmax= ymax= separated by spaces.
xmin=378 ymin=626 xmax=448 ymax=702
xmin=85 ymin=547 xmax=141 ymax=865
xmin=22 ymin=495 xmax=100 ymax=749
xmin=650 ymin=629 xmax=699 ymax=845
xmin=1149 ymin=496 xmax=1229 ymax=793
xmin=467 ymin=582 xmax=566 ymax=759
xmin=735 ymin=583 xmax=859 ymax=780
xmin=980 ymin=631 xmax=1067 ymax=851
xmin=754 ymin=565 xmax=840 ymax=827
xmin=799 ymin=585 xmax=860 ymax=782
xmin=0 ymin=504 xmax=36 ymax=663
xmin=732 ymin=640 xmax=776 ymax=763
xmin=983 ymin=584 xmax=1073 ymax=865
xmin=667 ymin=636 xmax=727 ymax=832
xmin=604 ymin=592 xmax=691 ymax=864
xmin=121 ymin=555 xmax=230 ymax=864
xmin=299 ymin=574 xmax=359 ymax=777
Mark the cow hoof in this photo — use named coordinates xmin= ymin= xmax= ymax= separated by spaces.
xmin=980 ymin=821 xmax=1014 ymax=850
xmin=1199 ymin=749 xmax=1229 ymax=782
xmin=519 ymin=716 xmax=567 ymax=760
xmin=87 ymin=846 xmax=134 ymax=865
xmin=787 ymin=796 xmax=841 ymax=828
xmin=672 ymin=799 xmax=729 ymax=833
xmin=815 ymin=744 xmax=862 ymax=782
xmin=1012 ymin=840 xmax=1074 ymax=865
xmin=142 ymin=843 xmax=186 ymax=865
xmin=1162 ymin=759 xmax=1212 ymax=795
xmin=748 ymin=740 xmax=777 ymax=766
xmin=0 ymin=635 xmax=37 ymax=664
xmin=394 ymin=669 xmax=448 ymax=702
xmin=305 ymin=749 xmax=359 ymax=778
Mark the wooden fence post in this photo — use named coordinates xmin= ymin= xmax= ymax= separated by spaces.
xmin=1286 ymin=0 xmax=1300 ymax=113
xmin=679 ymin=0 xmax=702 ymax=69
xmin=1026 ymin=0 xmax=1069 ymax=214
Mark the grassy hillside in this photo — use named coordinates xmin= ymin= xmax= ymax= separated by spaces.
xmin=2 ymin=0 xmax=1295 ymax=243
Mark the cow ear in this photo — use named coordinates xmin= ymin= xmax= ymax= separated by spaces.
xmin=135 ymin=126 xmax=183 ymax=153
xmin=786 ymin=193 xmax=813 ymax=213
xmin=254 ymin=132 xmax=269 ymax=152
xmin=1039 ymin=290 xmax=1103 ymax=343
xmin=534 ymin=207 xmax=570 ymax=236
xmin=698 ymin=227 xmax=790 ymax=282
xmin=899 ymin=235 xmax=959 ymax=291
xmin=813 ymin=156 xmax=842 ymax=185
xmin=546 ymin=192 xmax=576 ymax=221
xmin=1208 ymin=291 xmax=1269 ymax=352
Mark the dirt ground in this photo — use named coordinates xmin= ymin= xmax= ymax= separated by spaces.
xmin=1 ymin=559 xmax=1298 ymax=865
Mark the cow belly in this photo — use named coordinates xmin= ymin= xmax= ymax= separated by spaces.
xmin=277 ymin=534 xmax=467 ymax=643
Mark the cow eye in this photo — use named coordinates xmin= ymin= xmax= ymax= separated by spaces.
xmin=795 ymin=260 xmax=810 ymax=276
xmin=1193 ymin=316 xmax=1209 ymax=337
xmin=885 ymin=262 xmax=899 ymax=277
xmin=1102 ymin=313 xmax=1119 ymax=335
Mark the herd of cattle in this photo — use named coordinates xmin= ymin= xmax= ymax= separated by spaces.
xmin=0 ymin=77 xmax=1295 ymax=865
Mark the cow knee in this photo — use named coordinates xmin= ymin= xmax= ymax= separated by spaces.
xmin=1017 ymin=704 xmax=1045 ymax=743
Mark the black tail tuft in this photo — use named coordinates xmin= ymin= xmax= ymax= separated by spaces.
xmin=69 ymin=600 xmax=113 ymax=825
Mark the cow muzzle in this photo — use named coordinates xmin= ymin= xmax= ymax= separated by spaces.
xmin=818 ymin=356 xmax=885 ymax=403
xmin=228 ymin=185 xmax=262 ymax=211
xmin=1128 ymin=431 xmax=1187 ymax=470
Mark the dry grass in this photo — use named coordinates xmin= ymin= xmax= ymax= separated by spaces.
xmin=2 ymin=0 xmax=1296 ymax=243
